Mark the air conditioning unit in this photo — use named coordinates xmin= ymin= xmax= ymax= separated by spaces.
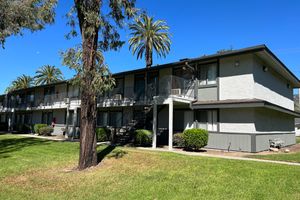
xmin=114 ymin=94 xmax=122 ymax=100
xmin=64 ymin=98 xmax=70 ymax=104
xmin=171 ymin=88 xmax=181 ymax=96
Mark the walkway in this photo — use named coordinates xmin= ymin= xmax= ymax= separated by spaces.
xmin=138 ymin=147 xmax=300 ymax=167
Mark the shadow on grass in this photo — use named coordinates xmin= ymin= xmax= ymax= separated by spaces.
xmin=97 ymin=145 xmax=116 ymax=164
xmin=0 ymin=137 xmax=51 ymax=158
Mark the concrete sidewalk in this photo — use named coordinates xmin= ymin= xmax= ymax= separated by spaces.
xmin=138 ymin=147 xmax=300 ymax=167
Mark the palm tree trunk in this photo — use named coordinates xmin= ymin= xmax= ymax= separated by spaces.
xmin=146 ymin=45 xmax=152 ymax=68
xmin=75 ymin=0 xmax=100 ymax=170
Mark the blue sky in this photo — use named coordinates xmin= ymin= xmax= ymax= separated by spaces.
xmin=1 ymin=0 xmax=300 ymax=94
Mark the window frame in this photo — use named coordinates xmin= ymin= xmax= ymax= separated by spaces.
xmin=195 ymin=109 xmax=219 ymax=132
xmin=196 ymin=62 xmax=218 ymax=86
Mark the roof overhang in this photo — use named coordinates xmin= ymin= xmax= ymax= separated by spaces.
xmin=255 ymin=48 xmax=300 ymax=88
xmin=192 ymin=99 xmax=300 ymax=117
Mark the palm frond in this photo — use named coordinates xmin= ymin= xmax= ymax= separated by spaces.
xmin=128 ymin=14 xmax=171 ymax=67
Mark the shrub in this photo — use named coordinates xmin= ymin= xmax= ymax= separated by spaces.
xmin=183 ymin=128 xmax=208 ymax=151
xmin=34 ymin=124 xmax=47 ymax=134
xmin=39 ymin=126 xmax=54 ymax=136
xmin=134 ymin=129 xmax=152 ymax=147
xmin=173 ymin=133 xmax=184 ymax=147
xmin=96 ymin=128 xmax=110 ymax=142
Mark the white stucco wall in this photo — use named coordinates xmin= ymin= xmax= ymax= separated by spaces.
xmin=253 ymin=56 xmax=294 ymax=110
xmin=219 ymin=54 xmax=255 ymax=100
xmin=219 ymin=108 xmax=256 ymax=133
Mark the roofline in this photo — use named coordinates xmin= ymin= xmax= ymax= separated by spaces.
xmin=263 ymin=46 xmax=300 ymax=83
xmin=3 ymin=44 xmax=299 ymax=94
xmin=113 ymin=44 xmax=267 ymax=76
xmin=6 ymin=80 xmax=69 ymax=95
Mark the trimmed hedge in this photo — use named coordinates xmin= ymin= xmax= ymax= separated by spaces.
xmin=173 ymin=133 xmax=184 ymax=147
xmin=134 ymin=129 xmax=152 ymax=147
xmin=39 ymin=126 xmax=54 ymax=136
xmin=34 ymin=124 xmax=48 ymax=135
xmin=183 ymin=128 xmax=208 ymax=151
xmin=96 ymin=128 xmax=110 ymax=142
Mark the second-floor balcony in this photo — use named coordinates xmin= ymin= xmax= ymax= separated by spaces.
xmin=3 ymin=75 xmax=196 ymax=110
xmin=97 ymin=75 xmax=196 ymax=107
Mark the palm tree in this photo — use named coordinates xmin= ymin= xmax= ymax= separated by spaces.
xmin=129 ymin=14 xmax=171 ymax=68
xmin=5 ymin=75 xmax=33 ymax=93
xmin=35 ymin=65 xmax=64 ymax=85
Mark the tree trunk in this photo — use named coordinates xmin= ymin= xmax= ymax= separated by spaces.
xmin=146 ymin=45 xmax=152 ymax=68
xmin=75 ymin=0 xmax=100 ymax=170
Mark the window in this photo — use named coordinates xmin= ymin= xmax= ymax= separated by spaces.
xmin=42 ymin=112 xmax=53 ymax=125
xmin=0 ymin=114 xmax=6 ymax=123
xmin=97 ymin=111 xmax=108 ymax=127
xmin=195 ymin=110 xmax=218 ymax=131
xmin=114 ymin=78 xmax=124 ymax=95
xmin=68 ymin=110 xmax=74 ymax=125
xmin=110 ymin=112 xmax=122 ymax=127
xmin=197 ymin=63 xmax=217 ymax=86
xmin=134 ymin=74 xmax=145 ymax=101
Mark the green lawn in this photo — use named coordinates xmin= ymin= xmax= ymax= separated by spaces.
xmin=1 ymin=134 xmax=300 ymax=200
xmin=248 ymin=137 xmax=300 ymax=163
xmin=249 ymin=152 xmax=300 ymax=163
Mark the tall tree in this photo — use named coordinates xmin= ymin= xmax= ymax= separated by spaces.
xmin=35 ymin=65 xmax=64 ymax=85
xmin=0 ymin=0 xmax=57 ymax=48
xmin=129 ymin=14 xmax=171 ymax=68
xmin=6 ymin=75 xmax=33 ymax=93
xmin=1 ymin=0 xmax=136 ymax=170
xmin=62 ymin=0 xmax=136 ymax=170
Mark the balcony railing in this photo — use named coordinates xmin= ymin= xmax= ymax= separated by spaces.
xmin=36 ymin=92 xmax=68 ymax=107
xmin=158 ymin=75 xmax=195 ymax=99
xmin=3 ymin=75 xmax=196 ymax=109
xmin=97 ymin=75 xmax=196 ymax=106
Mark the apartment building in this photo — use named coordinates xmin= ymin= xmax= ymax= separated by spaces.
xmin=0 ymin=45 xmax=299 ymax=152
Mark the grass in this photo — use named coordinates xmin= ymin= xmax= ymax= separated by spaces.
xmin=1 ymin=134 xmax=300 ymax=199
xmin=248 ymin=137 xmax=300 ymax=163
xmin=249 ymin=152 xmax=300 ymax=163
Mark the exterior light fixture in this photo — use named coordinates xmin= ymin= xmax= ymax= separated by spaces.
xmin=287 ymin=83 xmax=291 ymax=89
xmin=263 ymin=66 xmax=268 ymax=72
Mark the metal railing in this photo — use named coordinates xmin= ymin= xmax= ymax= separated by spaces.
xmin=36 ymin=92 xmax=68 ymax=107
xmin=3 ymin=75 xmax=196 ymax=109
xmin=97 ymin=75 xmax=196 ymax=106
xmin=158 ymin=75 xmax=195 ymax=99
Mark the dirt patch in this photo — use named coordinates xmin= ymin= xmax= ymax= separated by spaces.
xmin=163 ymin=143 xmax=300 ymax=158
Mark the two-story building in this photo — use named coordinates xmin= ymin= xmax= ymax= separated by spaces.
xmin=0 ymin=45 xmax=299 ymax=152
